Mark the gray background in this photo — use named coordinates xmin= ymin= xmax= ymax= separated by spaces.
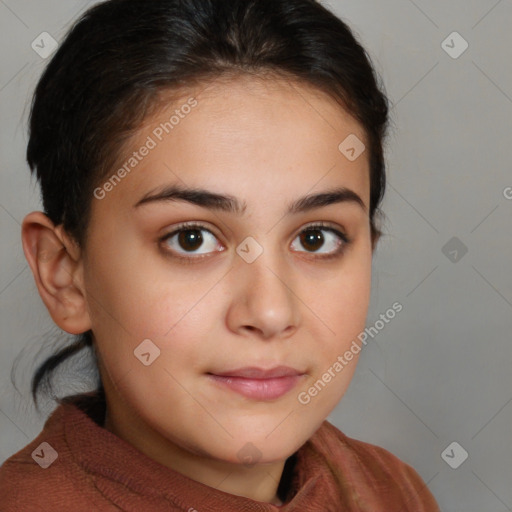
xmin=1 ymin=1 xmax=511 ymax=510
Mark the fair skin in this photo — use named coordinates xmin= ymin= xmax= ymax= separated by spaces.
xmin=22 ymin=74 xmax=377 ymax=505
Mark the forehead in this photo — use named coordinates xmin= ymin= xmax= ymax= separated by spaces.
xmin=92 ymin=74 xmax=370 ymax=216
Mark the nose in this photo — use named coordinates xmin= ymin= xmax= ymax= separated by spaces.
xmin=225 ymin=249 xmax=300 ymax=341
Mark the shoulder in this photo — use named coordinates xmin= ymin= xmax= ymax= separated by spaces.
xmin=309 ymin=420 xmax=440 ymax=511
xmin=0 ymin=403 xmax=108 ymax=511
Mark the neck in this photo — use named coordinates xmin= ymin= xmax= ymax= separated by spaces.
xmin=103 ymin=396 xmax=288 ymax=505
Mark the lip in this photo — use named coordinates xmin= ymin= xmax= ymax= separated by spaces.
xmin=210 ymin=365 xmax=303 ymax=379
xmin=207 ymin=366 xmax=306 ymax=401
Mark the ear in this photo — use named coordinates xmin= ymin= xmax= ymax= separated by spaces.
xmin=21 ymin=211 xmax=91 ymax=334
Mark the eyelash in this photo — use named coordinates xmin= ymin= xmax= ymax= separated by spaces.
xmin=158 ymin=221 xmax=351 ymax=264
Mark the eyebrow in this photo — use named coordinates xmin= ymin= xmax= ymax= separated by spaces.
xmin=133 ymin=184 xmax=367 ymax=215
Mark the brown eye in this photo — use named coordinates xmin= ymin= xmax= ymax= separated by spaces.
xmin=160 ymin=223 xmax=223 ymax=258
xmin=177 ymin=229 xmax=203 ymax=251
xmin=291 ymin=224 xmax=349 ymax=257
xmin=299 ymin=229 xmax=324 ymax=252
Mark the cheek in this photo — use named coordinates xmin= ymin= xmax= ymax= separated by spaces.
xmin=83 ymin=229 xmax=178 ymax=339
xmin=85 ymin=254 xmax=220 ymax=383
xmin=315 ymin=247 xmax=372 ymax=345
xmin=335 ymin=269 xmax=372 ymax=337
xmin=311 ymin=276 xmax=370 ymax=385
xmin=297 ymin=245 xmax=372 ymax=410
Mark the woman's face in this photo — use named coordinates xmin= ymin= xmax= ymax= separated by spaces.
xmin=83 ymin=75 xmax=373 ymax=467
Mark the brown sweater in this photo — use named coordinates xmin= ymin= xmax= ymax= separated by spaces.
xmin=0 ymin=399 xmax=440 ymax=511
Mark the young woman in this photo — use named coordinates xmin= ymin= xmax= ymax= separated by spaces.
xmin=0 ymin=0 xmax=440 ymax=510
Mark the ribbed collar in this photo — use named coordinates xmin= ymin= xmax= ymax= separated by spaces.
xmin=57 ymin=402 xmax=342 ymax=511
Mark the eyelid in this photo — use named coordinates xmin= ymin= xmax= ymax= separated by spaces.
xmin=158 ymin=220 xmax=351 ymax=261
xmin=160 ymin=220 xmax=220 ymax=238
xmin=292 ymin=221 xmax=351 ymax=260
xmin=158 ymin=221 xmax=224 ymax=263
xmin=297 ymin=221 xmax=349 ymax=241
xmin=161 ymin=220 xmax=349 ymax=241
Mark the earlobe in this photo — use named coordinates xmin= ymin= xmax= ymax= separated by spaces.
xmin=21 ymin=211 xmax=91 ymax=335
